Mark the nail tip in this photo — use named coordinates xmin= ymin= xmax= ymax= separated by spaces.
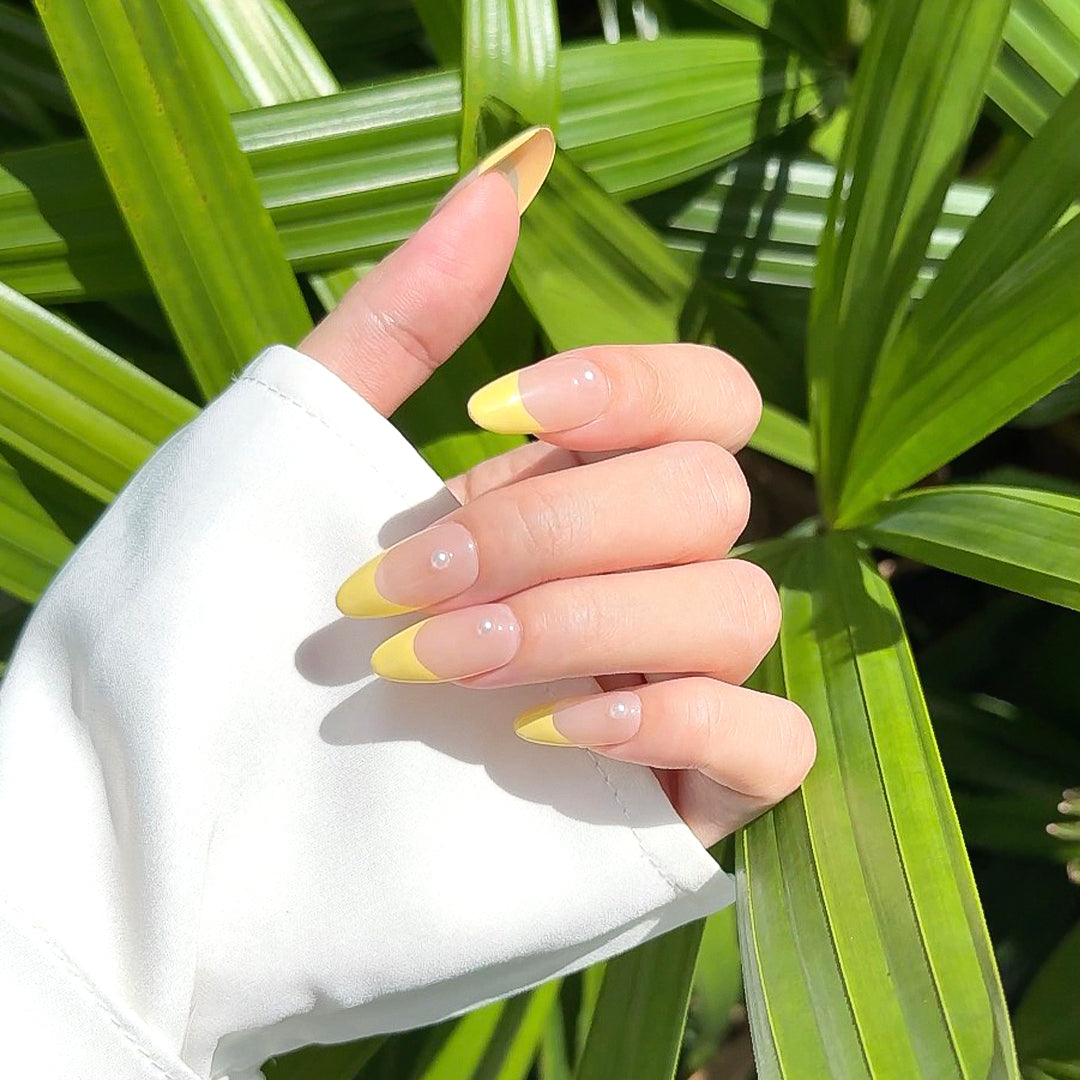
xmin=476 ymin=126 xmax=556 ymax=215
xmin=514 ymin=711 xmax=572 ymax=746
xmin=370 ymin=623 xmax=441 ymax=682
xmin=467 ymin=373 xmax=541 ymax=434
xmin=335 ymin=556 xmax=417 ymax=618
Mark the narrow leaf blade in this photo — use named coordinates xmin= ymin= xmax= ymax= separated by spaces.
xmin=808 ymin=0 xmax=1010 ymax=518
xmin=34 ymin=0 xmax=311 ymax=396
xmin=861 ymin=485 xmax=1080 ymax=611
xmin=739 ymin=534 xmax=1019 ymax=1079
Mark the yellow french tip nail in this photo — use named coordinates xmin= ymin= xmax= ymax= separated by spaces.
xmin=467 ymin=371 xmax=542 ymax=434
xmin=514 ymin=703 xmax=573 ymax=746
xmin=336 ymin=552 xmax=417 ymax=618
xmin=370 ymin=620 xmax=441 ymax=682
xmin=476 ymin=126 xmax=556 ymax=214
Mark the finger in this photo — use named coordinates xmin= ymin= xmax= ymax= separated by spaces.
xmin=337 ymin=441 xmax=750 ymax=617
xmin=367 ymin=558 xmax=781 ymax=687
xmin=299 ymin=127 xmax=554 ymax=416
xmin=513 ymin=678 xmax=815 ymax=845
xmin=446 ymin=440 xmax=580 ymax=504
xmin=466 ymin=343 xmax=762 ymax=452
xmin=513 ymin=677 xmax=815 ymax=800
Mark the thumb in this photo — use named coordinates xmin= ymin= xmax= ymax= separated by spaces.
xmin=299 ymin=127 xmax=555 ymax=417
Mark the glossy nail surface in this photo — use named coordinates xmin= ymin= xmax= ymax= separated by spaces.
xmin=371 ymin=604 xmax=521 ymax=682
xmin=337 ymin=522 xmax=479 ymax=617
xmin=435 ymin=126 xmax=555 ymax=216
xmin=468 ymin=356 xmax=609 ymax=435
xmin=515 ymin=691 xmax=643 ymax=746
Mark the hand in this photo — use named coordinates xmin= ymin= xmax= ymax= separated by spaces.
xmin=299 ymin=129 xmax=815 ymax=848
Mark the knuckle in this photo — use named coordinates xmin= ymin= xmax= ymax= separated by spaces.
xmin=628 ymin=351 xmax=672 ymax=423
xmin=726 ymin=560 xmax=782 ymax=651
xmin=674 ymin=441 xmax=751 ymax=545
xmin=501 ymin=480 xmax=588 ymax=566
xmin=760 ymin=698 xmax=816 ymax=800
xmin=718 ymin=352 xmax=764 ymax=447
xmin=681 ymin=679 xmax=727 ymax=770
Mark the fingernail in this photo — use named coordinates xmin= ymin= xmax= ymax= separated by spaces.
xmin=434 ymin=126 xmax=556 ymax=216
xmin=514 ymin=691 xmax=643 ymax=747
xmin=336 ymin=523 xmax=479 ymax=618
xmin=467 ymin=356 xmax=609 ymax=435
xmin=371 ymin=603 xmax=521 ymax=682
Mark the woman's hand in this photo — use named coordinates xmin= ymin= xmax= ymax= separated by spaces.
xmin=299 ymin=129 xmax=815 ymax=848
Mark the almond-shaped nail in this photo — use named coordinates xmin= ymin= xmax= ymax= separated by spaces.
xmin=514 ymin=692 xmax=643 ymax=747
xmin=336 ymin=522 xmax=479 ymax=618
xmin=371 ymin=603 xmax=521 ymax=682
xmin=434 ymin=126 xmax=556 ymax=216
xmin=467 ymin=356 xmax=609 ymax=435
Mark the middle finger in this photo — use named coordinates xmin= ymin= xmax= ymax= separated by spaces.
xmin=336 ymin=440 xmax=750 ymax=618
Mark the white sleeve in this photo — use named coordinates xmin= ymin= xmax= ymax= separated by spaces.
xmin=0 ymin=344 xmax=733 ymax=1080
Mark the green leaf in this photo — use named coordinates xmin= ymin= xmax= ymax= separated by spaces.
xmin=837 ymin=214 xmax=1080 ymax=524
xmin=750 ymin=404 xmax=814 ymax=472
xmin=861 ymin=485 xmax=1080 ymax=611
xmin=184 ymin=0 xmax=371 ymax=309
xmin=461 ymin=0 xmax=560 ymax=166
xmin=0 ymin=280 xmax=196 ymax=501
xmin=511 ymin=144 xmax=810 ymax=466
xmin=261 ymin=1036 xmax=386 ymax=1080
xmin=409 ymin=983 xmax=559 ymax=1080
xmin=411 ymin=0 xmax=463 ymax=65
xmin=0 ymin=35 xmax=824 ymax=302
xmin=697 ymin=0 xmax=851 ymax=60
xmin=738 ymin=533 xmax=1018 ymax=1079
xmin=0 ymin=594 xmax=30 ymax=678
xmin=473 ymin=981 xmax=561 ymax=1080
xmin=808 ymin=0 xmax=1010 ymax=519
xmin=1014 ymin=920 xmax=1080 ymax=1079
xmin=838 ymin=80 xmax=1080 ymax=522
xmin=987 ymin=0 xmax=1080 ymax=134
xmin=575 ymin=921 xmax=704 ymax=1080
xmin=0 ymin=1 xmax=70 ymax=117
xmin=34 ymin=0 xmax=311 ymax=397
xmin=684 ymin=906 xmax=741 ymax=1073
xmin=0 ymin=446 xmax=71 ymax=602
xmin=186 ymin=0 xmax=339 ymax=108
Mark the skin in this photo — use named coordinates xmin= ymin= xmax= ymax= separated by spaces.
xmin=300 ymin=170 xmax=816 ymax=848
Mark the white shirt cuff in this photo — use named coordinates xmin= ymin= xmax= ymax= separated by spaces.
xmin=0 ymin=344 xmax=734 ymax=1079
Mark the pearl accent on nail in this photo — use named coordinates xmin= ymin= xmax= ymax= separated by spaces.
xmin=430 ymin=549 xmax=453 ymax=571
xmin=477 ymin=618 xmax=496 ymax=635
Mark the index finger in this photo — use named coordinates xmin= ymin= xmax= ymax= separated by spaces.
xmin=466 ymin=343 xmax=763 ymax=453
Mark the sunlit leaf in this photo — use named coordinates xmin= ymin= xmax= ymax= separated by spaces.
xmin=739 ymin=534 xmax=1018 ymax=1079
xmin=861 ymin=485 xmax=1080 ymax=611
xmin=575 ymin=921 xmax=703 ymax=1080
xmin=34 ymin=0 xmax=311 ymax=396
xmin=837 ymin=80 xmax=1080 ymax=522
xmin=808 ymin=0 xmax=1010 ymax=518
xmin=0 ymin=35 xmax=824 ymax=301
xmin=0 ymin=280 xmax=195 ymax=501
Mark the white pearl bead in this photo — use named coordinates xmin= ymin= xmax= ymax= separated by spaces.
xmin=609 ymin=700 xmax=629 ymax=720
xmin=477 ymin=619 xmax=496 ymax=635
xmin=430 ymin=549 xmax=453 ymax=571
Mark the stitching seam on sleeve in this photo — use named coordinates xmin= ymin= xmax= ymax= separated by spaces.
xmin=583 ymin=753 xmax=684 ymax=900
xmin=0 ymin=895 xmax=195 ymax=1079
xmin=235 ymin=373 xmax=695 ymax=901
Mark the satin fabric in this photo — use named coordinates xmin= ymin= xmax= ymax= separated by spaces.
xmin=0 ymin=345 xmax=734 ymax=1078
